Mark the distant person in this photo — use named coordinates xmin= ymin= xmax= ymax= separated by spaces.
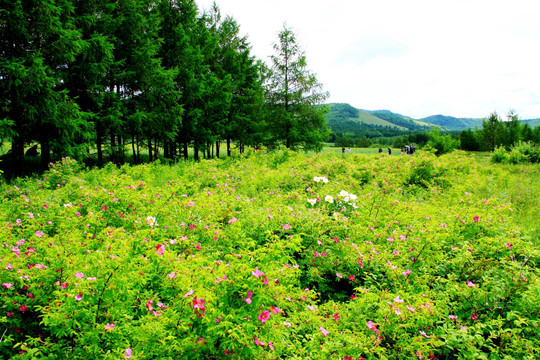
xmin=347 ymin=148 xmax=351 ymax=153
xmin=379 ymin=147 xmax=383 ymax=154
xmin=388 ymin=147 xmax=391 ymax=155
xmin=342 ymin=146 xmax=345 ymax=154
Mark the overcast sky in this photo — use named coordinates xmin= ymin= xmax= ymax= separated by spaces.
xmin=195 ymin=0 xmax=539 ymax=119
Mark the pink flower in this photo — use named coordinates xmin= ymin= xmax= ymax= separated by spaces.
xmin=168 ymin=272 xmax=177 ymax=279
xmin=419 ymin=330 xmax=430 ymax=338
xmin=125 ymin=348 xmax=132 ymax=359
xmin=473 ymin=216 xmax=479 ymax=222
xmin=505 ymin=242 xmax=512 ymax=249
xmin=61 ymin=282 xmax=69 ymax=289
xmin=268 ymin=341 xmax=274 ymax=350
xmin=336 ymin=272 xmax=343 ymax=279
xmin=402 ymin=269 xmax=412 ymax=276
xmin=75 ymin=272 xmax=85 ymax=279
xmin=101 ymin=205 xmax=107 ymax=211
xmin=449 ymin=315 xmax=458 ymax=320
xmin=282 ymin=224 xmax=291 ymax=230
xmin=155 ymin=244 xmax=165 ymax=255
xmin=252 ymin=269 xmax=264 ymax=278
xmin=319 ymin=326 xmax=329 ymax=337
xmin=333 ymin=312 xmax=340 ymax=322
xmin=394 ymin=295 xmax=404 ymax=303
xmin=19 ymin=305 xmax=28 ymax=312
xmin=183 ymin=289 xmax=194 ymax=298
xmin=395 ymin=309 xmax=402 ymax=315
xmin=189 ymin=224 xmax=196 ymax=230
xmin=75 ymin=295 xmax=82 ymax=301
xmin=258 ymin=310 xmax=271 ymax=323
xmin=104 ymin=323 xmax=115 ymax=330
xmin=192 ymin=297 xmax=206 ymax=317
xmin=406 ymin=305 xmax=416 ymax=312
xmin=1 ymin=283 xmax=13 ymax=289
xmin=35 ymin=230 xmax=45 ymax=237
xmin=366 ymin=320 xmax=378 ymax=333
xmin=270 ymin=306 xmax=281 ymax=315
xmin=254 ymin=335 xmax=265 ymax=346
xmin=471 ymin=313 xmax=478 ymax=320
xmin=466 ymin=280 xmax=476 ymax=288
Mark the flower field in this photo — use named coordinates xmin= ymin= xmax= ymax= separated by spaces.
xmin=1 ymin=150 xmax=538 ymax=359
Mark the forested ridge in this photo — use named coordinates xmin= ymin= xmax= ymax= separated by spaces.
xmin=0 ymin=0 xmax=328 ymax=174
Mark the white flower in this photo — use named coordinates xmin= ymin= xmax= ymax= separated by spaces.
xmin=307 ymin=198 xmax=317 ymax=206
xmin=339 ymin=190 xmax=349 ymax=197
xmin=325 ymin=195 xmax=334 ymax=203
xmin=146 ymin=216 xmax=158 ymax=227
xmin=314 ymin=176 xmax=329 ymax=183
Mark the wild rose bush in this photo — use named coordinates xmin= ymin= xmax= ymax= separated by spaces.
xmin=0 ymin=151 xmax=538 ymax=359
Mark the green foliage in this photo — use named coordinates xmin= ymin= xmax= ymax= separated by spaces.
xmin=0 ymin=151 xmax=538 ymax=358
xmin=427 ymin=127 xmax=460 ymax=155
xmin=265 ymin=25 xmax=329 ymax=151
xmin=491 ymin=141 xmax=540 ymax=164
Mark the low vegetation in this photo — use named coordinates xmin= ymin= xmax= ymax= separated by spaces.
xmin=1 ymin=150 xmax=538 ymax=359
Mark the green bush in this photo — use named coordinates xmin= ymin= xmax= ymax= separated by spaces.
xmin=491 ymin=146 xmax=509 ymax=164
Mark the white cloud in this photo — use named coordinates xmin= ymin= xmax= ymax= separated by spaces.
xmin=196 ymin=0 xmax=540 ymax=119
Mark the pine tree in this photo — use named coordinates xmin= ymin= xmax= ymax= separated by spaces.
xmin=265 ymin=25 xmax=329 ymax=151
xmin=0 ymin=0 xmax=88 ymax=172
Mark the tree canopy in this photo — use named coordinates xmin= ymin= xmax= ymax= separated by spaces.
xmin=0 ymin=1 xmax=329 ymax=175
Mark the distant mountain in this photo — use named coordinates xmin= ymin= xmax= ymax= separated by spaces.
xmin=523 ymin=118 xmax=540 ymax=128
xmin=418 ymin=115 xmax=484 ymax=131
xmin=325 ymin=103 xmax=539 ymax=133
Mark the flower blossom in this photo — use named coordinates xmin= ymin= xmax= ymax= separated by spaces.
xmin=366 ymin=320 xmax=378 ymax=333
xmin=319 ymin=327 xmax=329 ymax=337
xmin=258 ymin=310 xmax=271 ymax=323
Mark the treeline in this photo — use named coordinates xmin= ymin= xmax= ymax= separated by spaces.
xmin=0 ymin=0 xmax=328 ymax=174
xmin=459 ymin=111 xmax=540 ymax=151
xmin=425 ymin=111 xmax=540 ymax=158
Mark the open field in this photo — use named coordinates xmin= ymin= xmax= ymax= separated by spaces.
xmin=0 ymin=150 xmax=538 ymax=359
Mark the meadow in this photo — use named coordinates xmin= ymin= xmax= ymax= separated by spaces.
xmin=0 ymin=149 xmax=538 ymax=359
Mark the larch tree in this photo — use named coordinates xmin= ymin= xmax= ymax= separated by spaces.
xmin=265 ymin=24 xmax=329 ymax=151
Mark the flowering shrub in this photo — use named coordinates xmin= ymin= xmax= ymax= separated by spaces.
xmin=0 ymin=150 xmax=538 ymax=359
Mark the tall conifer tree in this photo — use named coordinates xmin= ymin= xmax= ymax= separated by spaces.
xmin=266 ymin=24 xmax=329 ymax=151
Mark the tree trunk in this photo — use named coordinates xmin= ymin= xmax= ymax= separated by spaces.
xmin=131 ymin=134 xmax=137 ymax=164
xmin=96 ymin=122 xmax=103 ymax=165
xmin=227 ymin=138 xmax=231 ymax=157
xmin=194 ymin=141 xmax=199 ymax=161
xmin=216 ymin=141 xmax=220 ymax=158
xmin=148 ymin=138 xmax=153 ymax=162
xmin=183 ymin=142 xmax=188 ymax=160
xmin=136 ymin=135 xmax=140 ymax=163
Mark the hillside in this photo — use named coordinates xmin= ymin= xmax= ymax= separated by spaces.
xmin=419 ymin=115 xmax=484 ymax=131
xmin=326 ymin=103 xmax=538 ymax=133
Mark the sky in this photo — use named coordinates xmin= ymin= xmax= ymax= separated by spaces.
xmin=195 ymin=0 xmax=539 ymax=119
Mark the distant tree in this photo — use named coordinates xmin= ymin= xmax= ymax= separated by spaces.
xmin=480 ymin=112 xmax=505 ymax=152
xmin=459 ymin=128 xmax=480 ymax=151
xmin=502 ymin=110 xmax=522 ymax=149
xmin=265 ymin=25 xmax=329 ymax=151
xmin=521 ymin=123 xmax=534 ymax=142
xmin=427 ymin=127 xmax=459 ymax=155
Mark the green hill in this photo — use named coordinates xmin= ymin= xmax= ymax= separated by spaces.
xmin=325 ymin=103 xmax=540 ymax=136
